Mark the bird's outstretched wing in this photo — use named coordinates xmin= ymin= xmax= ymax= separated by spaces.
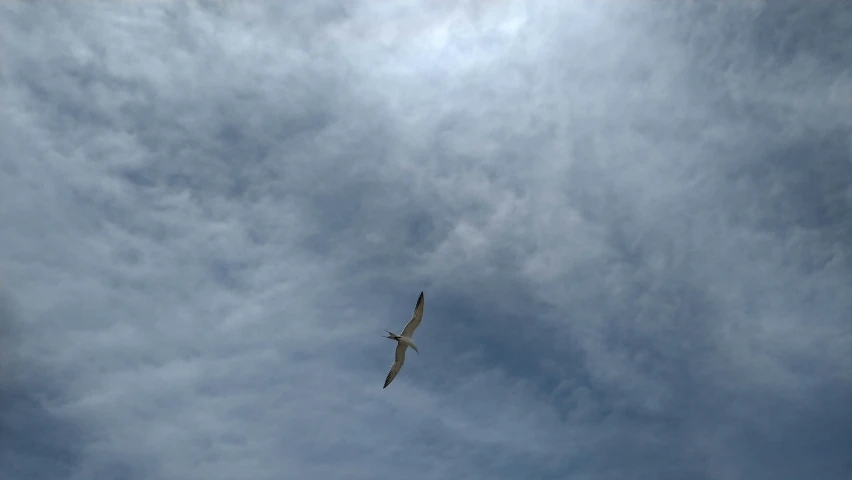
xmin=401 ymin=291 xmax=424 ymax=338
xmin=383 ymin=342 xmax=408 ymax=389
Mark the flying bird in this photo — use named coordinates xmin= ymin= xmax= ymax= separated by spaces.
xmin=382 ymin=291 xmax=424 ymax=389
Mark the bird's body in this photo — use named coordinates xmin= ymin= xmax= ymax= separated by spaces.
xmin=383 ymin=291 xmax=424 ymax=389
xmin=396 ymin=335 xmax=417 ymax=350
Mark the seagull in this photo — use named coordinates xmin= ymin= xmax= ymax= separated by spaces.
xmin=382 ymin=291 xmax=424 ymax=389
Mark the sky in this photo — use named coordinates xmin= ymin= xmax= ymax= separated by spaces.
xmin=1 ymin=0 xmax=851 ymax=479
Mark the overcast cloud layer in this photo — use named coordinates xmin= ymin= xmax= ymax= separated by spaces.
xmin=2 ymin=1 xmax=852 ymax=479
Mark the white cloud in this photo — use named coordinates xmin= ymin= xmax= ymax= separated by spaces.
xmin=2 ymin=1 xmax=850 ymax=479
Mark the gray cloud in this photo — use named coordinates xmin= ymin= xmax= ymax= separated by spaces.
xmin=2 ymin=0 xmax=851 ymax=479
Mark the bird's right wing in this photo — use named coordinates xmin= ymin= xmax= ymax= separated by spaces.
xmin=401 ymin=291 xmax=425 ymax=338
xmin=383 ymin=342 xmax=407 ymax=389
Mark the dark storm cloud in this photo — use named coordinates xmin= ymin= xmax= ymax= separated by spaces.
xmin=1 ymin=0 xmax=850 ymax=479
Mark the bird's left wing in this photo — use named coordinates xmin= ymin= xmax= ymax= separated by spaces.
xmin=383 ymin=342 xmax=408 ymax=389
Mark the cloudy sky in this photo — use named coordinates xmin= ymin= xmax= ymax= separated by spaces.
xmin=2 ymin=1 xmax=851 ymax=479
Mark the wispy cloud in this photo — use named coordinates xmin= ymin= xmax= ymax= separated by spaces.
xmin=2 ymin=1 xmax=851 ymax=479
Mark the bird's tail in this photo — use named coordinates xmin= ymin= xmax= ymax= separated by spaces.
xmin=383 ymin=330 xmax=400 ymax=340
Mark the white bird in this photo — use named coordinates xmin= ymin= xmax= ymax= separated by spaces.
xmin=382 ymin=291 xmax=424 ymax=389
